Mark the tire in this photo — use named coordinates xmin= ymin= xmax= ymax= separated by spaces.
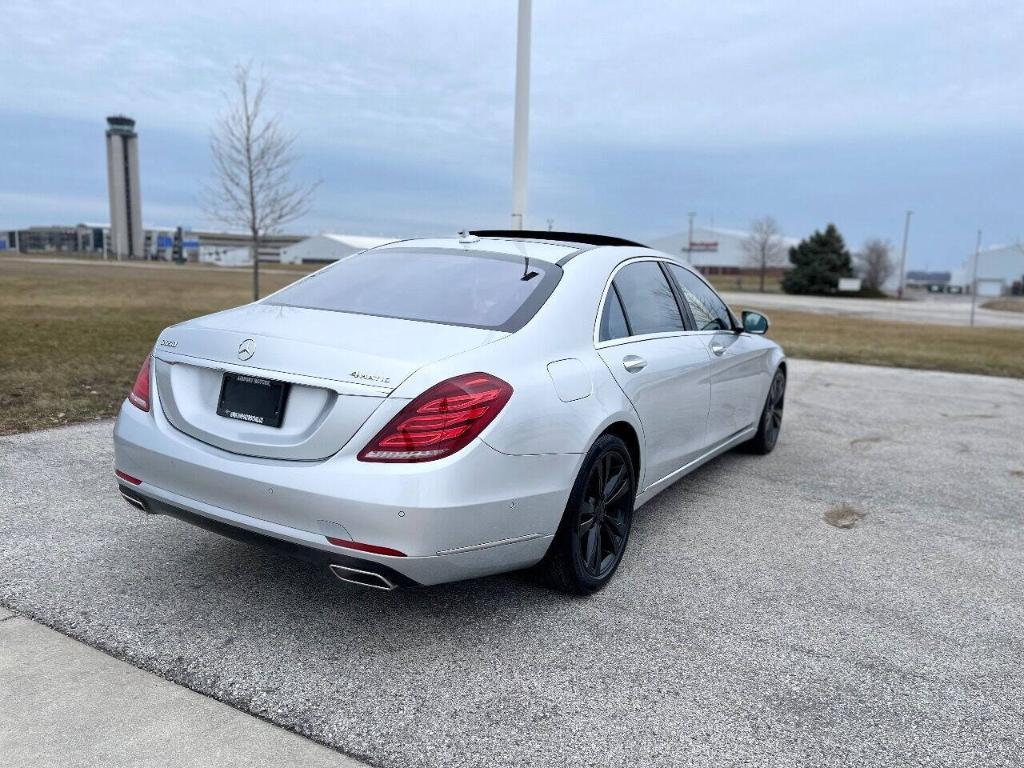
xmin=743 ymin=367 xmax=786 ymax=455
xmin=541 ymin=434 xmax=637 ymax=595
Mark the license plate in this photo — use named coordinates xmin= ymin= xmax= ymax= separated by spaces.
xmin=216 ymin=373 xmax=290 ymax=428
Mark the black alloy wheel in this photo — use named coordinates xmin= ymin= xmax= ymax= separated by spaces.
xmin=542 ymin=434 xmax=636 ymax=594
xmin=744 ymin=368 xmax=786 ymax=455
xmin=576 ymin=451 xmax=632 ymax=579
xmin=763 ymin=370 xmax=785 ymax=448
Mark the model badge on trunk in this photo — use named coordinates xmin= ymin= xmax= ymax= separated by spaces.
xmin=238 ymin=338 xmax=256 ymax=361
xmin=350 ymin=371 xmax=390 ymax=384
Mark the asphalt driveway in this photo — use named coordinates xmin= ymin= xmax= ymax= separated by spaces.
xmin=721 ymin=290 xmax=1024 ymax=329
xmin=1 ymin=359 xmax=1022 ymax=767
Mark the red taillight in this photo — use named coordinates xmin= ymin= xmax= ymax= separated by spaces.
xmin=128 ymin=353 xmax=152 ymax=412
xmin=115 ymin=469 xmax=142 ymax=485
xmin=325 ymin=537 xmax=406 ymax=557
xmin=358 ymin=372 xmax=513 ymax=463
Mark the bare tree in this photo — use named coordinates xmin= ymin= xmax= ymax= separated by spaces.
xmin=206 ymin=63 xmax=318 ymax=300
xmin=742 ymin=216 xmax=786 ymax=292
xmin=856 ymin=238 xmax=895 ymax=292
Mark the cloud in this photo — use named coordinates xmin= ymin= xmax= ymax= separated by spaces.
xmin=5 ymin=0 xmax=1023 ymax=148
xmin=2 ymin=1 xmax=1022 ymax=267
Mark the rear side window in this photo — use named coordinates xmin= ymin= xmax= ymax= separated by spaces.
xmin=610 ymin=262 xmax=685 ymax=336
xmin=265 ymin=248 xmax=561 ymax=332
xmin=599 ymin=288 xmax=631 ymax=341
xmin=667 ymin=264 xmax=733 ymax=331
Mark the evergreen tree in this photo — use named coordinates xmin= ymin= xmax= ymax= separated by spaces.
xmin=781 ymin=223 xmax=854 ymax=295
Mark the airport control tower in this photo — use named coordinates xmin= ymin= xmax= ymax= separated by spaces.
xmin=105 ymin=115 xmax=143 ymax=259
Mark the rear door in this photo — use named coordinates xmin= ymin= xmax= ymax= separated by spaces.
xmin=665 ymin=264 xmax=769 ymax=446
xmin=595 ymin=260 xmax=711 ymax=489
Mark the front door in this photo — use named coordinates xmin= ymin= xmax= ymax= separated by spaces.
xmin=665 ymin=264 xmax=767 ymax=446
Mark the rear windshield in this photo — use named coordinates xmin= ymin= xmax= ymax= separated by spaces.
xmin=265 ymin=247 xmax=561 ymax=332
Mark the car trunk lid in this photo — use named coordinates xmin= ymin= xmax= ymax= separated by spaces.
xmin=153 ymin=304 xmax=503 ymax=460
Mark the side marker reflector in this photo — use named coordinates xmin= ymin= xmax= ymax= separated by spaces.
xmin=326 ymin=536 xmax=406 ymax=558
xmin=115 ymin=470 xmax=142 ymax=486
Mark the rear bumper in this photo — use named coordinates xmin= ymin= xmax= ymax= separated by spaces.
xmin=118 ymin=484 xmax=422 ymax=588
xmin=113 ymin=399 xmax=576 ymax=586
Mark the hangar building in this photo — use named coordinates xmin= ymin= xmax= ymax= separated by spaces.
xmin=279 ymin=233 xmax=398 ymax=264
xmin=950 ymin=243 xmax=1024 ymax=296
xmin=649 ymin=225 xmax=798 ymax=276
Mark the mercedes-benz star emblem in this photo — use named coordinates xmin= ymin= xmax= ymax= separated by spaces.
xmin=238 ymin=338 xmax=256 ymax=361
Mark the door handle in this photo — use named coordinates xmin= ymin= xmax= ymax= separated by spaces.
xmin=710 ymin=342 xmax=726 ymax=356
xmin=622 ymin=355 xmax=647 ymax=373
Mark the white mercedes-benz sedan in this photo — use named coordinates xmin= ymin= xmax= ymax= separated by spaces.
xmin=113 ymin=231 xmax=786 ymax=594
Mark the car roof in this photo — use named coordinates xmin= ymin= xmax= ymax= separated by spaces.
xmin=374 ymin=237 xmax=578 ymax=264
xmin=373 ymin=231 xmax=648 ymax=264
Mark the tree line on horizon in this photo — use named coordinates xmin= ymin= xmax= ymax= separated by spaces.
xmin=742 ymin=216 xmax=895 ymax=296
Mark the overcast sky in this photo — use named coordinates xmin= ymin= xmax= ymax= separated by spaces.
xmin=2 ymin=0 xmax=1022 ymax=269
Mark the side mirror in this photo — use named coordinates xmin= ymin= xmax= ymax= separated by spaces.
xmin=742 ymin=310 xmax=769 ymax=335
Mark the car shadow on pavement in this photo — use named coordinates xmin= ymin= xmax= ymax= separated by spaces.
xmin=149 ymin=450 xmax=747 ymax=640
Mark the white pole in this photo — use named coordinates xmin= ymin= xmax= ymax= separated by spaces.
xmin=685 ymin=211 xmax=695 ymax=264
xmin=896 ymin=209 xmax=912 ymax=299
xmin=511 ymin=0 xmax=531 ymax=230
xmin=969 ymin=229 xmax=982 ymax=327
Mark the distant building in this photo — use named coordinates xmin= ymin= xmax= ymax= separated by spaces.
xmin=10 ymin=224 xmax=102 ymax=253
xmin=0 ymin=223 xmax=303 ymax=262
xmin=905 ymin=270 xmax=952 ymax=292
xmin=279 ymin=233 xmax=399 ymax=264
xmin=192 ymin=230 xmax=304 ymax=256
xmin=648 ymin=225 xmax=798 ymax=276
xmin=950 ymin=243 xmax=1024 ymax=296
xmin=199 ymin=246 xmax=254 ymax=267
xmin=105 ymin=116 xmax=144 ymax=259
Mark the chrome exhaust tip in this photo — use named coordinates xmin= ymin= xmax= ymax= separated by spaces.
xmin=329 ymin=564 xmax=397 ymax=591
xmin=119 ymin=490 xmax=148 ymax=513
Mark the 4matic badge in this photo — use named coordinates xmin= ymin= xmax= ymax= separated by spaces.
xmin=350 ymin=371 xmax=391 ymax=385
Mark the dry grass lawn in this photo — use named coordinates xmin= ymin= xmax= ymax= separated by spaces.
xmin=0 ymin=259 xmax=303 ymax=435
xmin=707 ymin=274 xmax=784 ymax=293
xmin=742 ymin=307 xmax=1024 ymax=379
xmin=2 ymin=257 xmax=1023 ymax=435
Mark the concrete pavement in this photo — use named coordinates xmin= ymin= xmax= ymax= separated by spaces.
xmin=0 ymin=610 xmax=363 ymax=767
xmin=2 ymin=359 xmax=1023 ymax=767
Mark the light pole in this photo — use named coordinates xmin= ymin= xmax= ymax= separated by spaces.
xmin=896 ymin=209 xmax=913 ymax=299
xmin=683 ymin=211 xmax=696 ymax=264
xmin=510 ymin=0 xmax=531 ymax=230
xmin=969 ymin=229 xmax=982 ymax=327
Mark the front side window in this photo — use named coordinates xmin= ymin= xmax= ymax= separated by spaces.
xmin=610 ymin=262 xmax=685 ymax=336
xmin=265 ymin=248 xmax=560 ymax=332
xmin=667 ymin=264 xmax=733 ymax=331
